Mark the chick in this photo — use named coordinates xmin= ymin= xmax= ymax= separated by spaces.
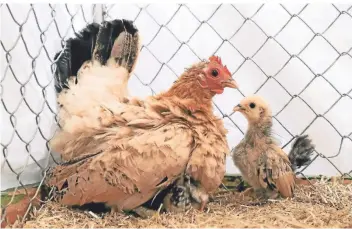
xmin=163 ymin=174 xmax=209 ymax=213
xmin=231 ymin=95 xmax=315 ymax=200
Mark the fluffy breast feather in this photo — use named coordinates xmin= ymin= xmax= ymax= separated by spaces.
xmin=48 ymin=95 xmax=198 ymax=210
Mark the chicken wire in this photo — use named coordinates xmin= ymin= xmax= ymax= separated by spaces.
xmin=1 ymin=3 xmax=352 ymax=224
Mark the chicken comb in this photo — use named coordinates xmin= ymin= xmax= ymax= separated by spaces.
xmin=209 ymin=55 xmax=231 ymax=76
xmin=209 ymin=55 xmax=223 ymax=65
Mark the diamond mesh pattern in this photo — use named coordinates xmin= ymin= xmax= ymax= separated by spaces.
xmin=1 ymin=3 xmax=351 ymax=223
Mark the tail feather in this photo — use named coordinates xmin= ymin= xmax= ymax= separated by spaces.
xmin=53 ymin=19 xmax=140 ymax=94
xmin=288 ymin=135 xmax=315 ymax=172
xmin=92 ymin=20 xmax=115 ymax=65
xmin=53 ymin=23 xmax=100 ymax=93
xmin=93 ymin=19 xmax=140 ymax=73
xmin=113 ymin=19 xmax=140 ymax=73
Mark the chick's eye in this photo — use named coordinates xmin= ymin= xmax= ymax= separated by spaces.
xmin=211 ymin=69 xmax=219 ymax=77
xmin=249 ymin=103 xmax=256 ymax=109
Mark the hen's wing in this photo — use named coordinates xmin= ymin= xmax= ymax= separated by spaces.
xmin=47 ymin=99 xmax=195 ymax=211
xmin=256 ymin=146 xmax=295 ymax=198
xmin=185 ymin=116 xmax=229 ymax=193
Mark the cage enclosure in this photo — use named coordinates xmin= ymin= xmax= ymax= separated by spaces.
xmin=1 ymin=3 xmax=352 ymax=228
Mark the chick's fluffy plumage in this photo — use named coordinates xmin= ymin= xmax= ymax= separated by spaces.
xmin=232 ymin=95 xmax=314 ymax=199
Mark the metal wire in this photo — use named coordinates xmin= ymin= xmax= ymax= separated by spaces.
xmin=1 ymin=3 xmax=351 ymax=225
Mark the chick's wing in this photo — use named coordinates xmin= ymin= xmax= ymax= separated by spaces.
xmin=256 ymin=146 xmax=295 ymax=198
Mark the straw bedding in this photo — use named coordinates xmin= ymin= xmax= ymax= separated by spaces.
xmin=14 ymin=179 xmax=352 ymax=228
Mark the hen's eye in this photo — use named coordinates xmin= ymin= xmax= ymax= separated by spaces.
xmin=249 ymin=103 xmax=256 ymax=109
xmin=211 ymin=69 xmax=219 ymax=77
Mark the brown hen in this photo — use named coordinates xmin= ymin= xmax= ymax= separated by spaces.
xmin=46 ymin=20 xmax=238 ymax=213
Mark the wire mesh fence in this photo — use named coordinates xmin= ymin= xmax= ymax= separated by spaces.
xmin=1 ymin=3 xmax=352 ymax=225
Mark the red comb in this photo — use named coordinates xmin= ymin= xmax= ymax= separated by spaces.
xmin=209 ymin=56 xmax=222 ymax=65
xmin=209 ymin=55 xmax=231 ymax=76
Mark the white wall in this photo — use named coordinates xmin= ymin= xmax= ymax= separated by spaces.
xmin=1 ymin=3 xmax=351 ymax=191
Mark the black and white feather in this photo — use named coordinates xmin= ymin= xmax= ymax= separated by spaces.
xmin=53 ymin=19 xmax=139 ymax=94
xmin=288 ymin=135 xmax=315 ymax=172
xmin=53 ymin=22 xmax=100 ymax=93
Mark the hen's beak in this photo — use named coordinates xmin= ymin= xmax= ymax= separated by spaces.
xmin=222 ymin=78 xmax=238 ymax=89
xmin=233 ymin=104 xmax=243 ymax=112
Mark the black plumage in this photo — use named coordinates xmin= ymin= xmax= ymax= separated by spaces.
xmin=53 ymin=19 xmax=138 ymax=94
xmin=288 ymin=135 xmax=315 ymax=171
xmin=53 ymin=22 xmax=100 ymax=93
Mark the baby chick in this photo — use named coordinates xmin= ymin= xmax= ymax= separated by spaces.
xmin=231 ymin=95 xmax=315 ymax=200
xmin=163 ymin=174 xmax=209 ymax=213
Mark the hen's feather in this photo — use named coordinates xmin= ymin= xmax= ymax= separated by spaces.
xmin=49 ymin=90 xmax=195 ymax=209
xmin=53 ymin=19 xmax=139 ymax=94
xmin=53 ymin=23 xmax=99 ymax=93
xmin=56 ymin=19 xmax=140 ymax=131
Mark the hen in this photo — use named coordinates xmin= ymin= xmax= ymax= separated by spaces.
xmin=46 ymin=19 xmax=238 ymax=213
xmin=231 ymin=95 xmax=315 ymax=200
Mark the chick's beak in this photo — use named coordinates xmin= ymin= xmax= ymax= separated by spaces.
xmin=222 ymin=78 xmax=238 ymax=89
xmin=233 ymin=104 xmax=243 ymax=112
